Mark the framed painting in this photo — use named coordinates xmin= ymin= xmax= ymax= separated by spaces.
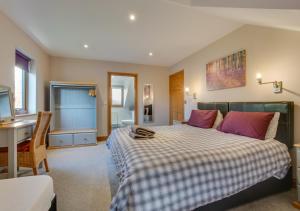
xmin=206 ymin=50 xmax=246 ymax=91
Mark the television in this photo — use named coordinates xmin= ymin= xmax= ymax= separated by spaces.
xmin=0 ymin=86 xmax=14 ymax=123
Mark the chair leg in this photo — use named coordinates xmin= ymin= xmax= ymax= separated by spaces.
xmin=32 ymin=167 xmax=38 ymax=175
xmin=44 ymin=159 xmax=49 ymax=172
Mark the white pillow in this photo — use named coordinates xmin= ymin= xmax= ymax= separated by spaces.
xmin=265 ymin=112 xmax=280 ymax=140
xmin=212 ymin=110 xmax=223 ymax=129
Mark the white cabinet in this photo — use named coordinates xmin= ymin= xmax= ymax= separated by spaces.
xmin=296 ymin=147 xmax=300 ymax=201
xmin=49 ymin=81 xmax=98 ymax=147
xmin=49 ymin=132 xmax=96 ymax=147
xmin=294 ymin=145 xmax=300 ymax=208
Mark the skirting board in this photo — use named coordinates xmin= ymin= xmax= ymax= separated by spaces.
xmin=47 ymin=143 xmax=97 ymax=150
xmin=97 ymin=136 xmax=108 ymax=142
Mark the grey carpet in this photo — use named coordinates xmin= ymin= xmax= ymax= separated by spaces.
xmin=16 ymin=143 xmax=299 ymax=211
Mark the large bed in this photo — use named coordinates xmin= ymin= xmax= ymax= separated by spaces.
xmin=107 ymin=102 xmax=294 ymax=211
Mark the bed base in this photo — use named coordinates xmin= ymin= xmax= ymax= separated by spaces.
xmin=194 ymin=168 xmax=292 ymax=211
xmin=49 ymin=195 xmax=57 ymax=211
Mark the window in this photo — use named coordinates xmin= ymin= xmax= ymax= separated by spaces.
xmin=15 ymin=50 xmax=30 ymax=115
xmin=112 ymin=86 xmax=124 ymax=107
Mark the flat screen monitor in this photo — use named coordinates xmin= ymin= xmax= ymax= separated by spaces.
xmin=0 ymin=86 xmax=14 ymax=123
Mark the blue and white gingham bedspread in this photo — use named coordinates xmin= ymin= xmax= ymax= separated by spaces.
xmin=107 ymin=124 xmax=291 ymax=211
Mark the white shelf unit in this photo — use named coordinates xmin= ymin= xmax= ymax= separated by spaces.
xmin=49 ymin=81 xmax=97 ymax=147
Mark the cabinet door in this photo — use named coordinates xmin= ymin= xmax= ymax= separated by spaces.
xmin=49 ymin=134 xmax=73 ymax=147
xmin=74 ymin=133 xmax=96 ymax=145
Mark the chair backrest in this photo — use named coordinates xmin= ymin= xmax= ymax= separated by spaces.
xmin=30 ymin=112 xmax=52 ymax=151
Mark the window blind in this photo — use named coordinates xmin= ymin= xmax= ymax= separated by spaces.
xmin=15 ymin=50 xmax=31 ymax=72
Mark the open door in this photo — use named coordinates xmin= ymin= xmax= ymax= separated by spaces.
xmin=108 ymin=72 xmax=138 ymax=134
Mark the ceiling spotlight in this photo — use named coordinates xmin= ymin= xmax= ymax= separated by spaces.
xmin=129 ymin=14 xmax=136 ymax=21
xmin=83 ymin=44 xmax=89 ymax=49
xmin=149 ymin=52 xmax=153 ymax=56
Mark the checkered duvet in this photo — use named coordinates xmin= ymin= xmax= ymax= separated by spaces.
xmin=107 ymin=124 xmax=291 ymax=211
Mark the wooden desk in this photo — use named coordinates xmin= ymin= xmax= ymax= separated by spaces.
xmin=0 ymin=120 xmax=36 ymax=178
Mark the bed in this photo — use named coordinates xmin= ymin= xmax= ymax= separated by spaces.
xmin=0 ymin=175 xmax=56 ymax=211
xmin=107 ymin=101 xmax=294 ymax=211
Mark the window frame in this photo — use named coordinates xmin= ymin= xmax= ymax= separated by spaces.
xmin=111 ymin=86 xmax=124 ymax=107
xmin=14 ymin=65 xmax=29 ymax=115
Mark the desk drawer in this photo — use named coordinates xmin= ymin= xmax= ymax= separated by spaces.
xmin=74 ymin=133 xmax=96 ymax=145
xmin=49 ymin=134 xmax=73 ymax=147
xmin=17 ymin=127 xmax=32 ymax=143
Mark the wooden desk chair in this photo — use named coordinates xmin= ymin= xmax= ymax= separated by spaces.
xmin=0 ymin=112 xmax=52 ymax=175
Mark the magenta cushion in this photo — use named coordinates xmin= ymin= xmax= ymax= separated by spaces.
xmin=188 ymin=110 xmax=218 ymax=128
xmin=217 ymin=111 xmax=275 ymax=140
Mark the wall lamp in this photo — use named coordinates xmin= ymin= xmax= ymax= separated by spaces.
xmin=256 ymin=73 xmax=283 ymax=94
xmin=185 ymin=87 xmax=197 ymax=99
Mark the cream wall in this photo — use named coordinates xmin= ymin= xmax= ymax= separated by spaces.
xmin=50 ymin=57 xmax=169 ymax=136
xmin=170 ymin=25 xmax=300 ymax=144
xmin=0 ymin=12 xmax=50 ymax=114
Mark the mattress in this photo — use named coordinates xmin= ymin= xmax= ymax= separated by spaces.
xmin=0 ymin=175 xmax=55 ymax=211
xmin=107 ymin=124 xmax=291 ymax=211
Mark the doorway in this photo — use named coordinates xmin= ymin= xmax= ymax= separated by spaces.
xmin=108 ymin=72 xmax=138 ymax=134
xmin=169 ymin=70 xmax=184 ymax=125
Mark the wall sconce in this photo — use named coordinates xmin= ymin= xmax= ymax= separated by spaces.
xmin=185 ymin=87 xmax=197 ymax=99
xmin=256 ymin=73 xmax=283 ymax=93
xmin=185 ymin=87 xmax=190 ymax=95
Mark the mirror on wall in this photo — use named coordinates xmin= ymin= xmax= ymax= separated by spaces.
xmin=143 ymin=84 xmax=153 ymax=123
xmin=0 ymin=86 xmax=14 ymax=123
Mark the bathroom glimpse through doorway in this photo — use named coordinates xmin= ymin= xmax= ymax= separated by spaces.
xmin=107 ymin=72 xmax=138 ymax=134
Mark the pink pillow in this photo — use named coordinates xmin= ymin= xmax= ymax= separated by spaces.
xmin=217 ymin=111 xmax=275 ymax=140
xmin=188 ymin=110 xmax=218 ymax=128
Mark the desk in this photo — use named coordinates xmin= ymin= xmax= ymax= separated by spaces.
xmin=0 ymin=120 xmax=36 ymax=178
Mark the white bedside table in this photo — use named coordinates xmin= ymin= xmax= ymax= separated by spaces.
xmin=293 ymin=144 xmax=300 ymax=209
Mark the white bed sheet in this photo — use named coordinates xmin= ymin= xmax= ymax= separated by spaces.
xmin=0 ymin=175 xmax=55 ymax=211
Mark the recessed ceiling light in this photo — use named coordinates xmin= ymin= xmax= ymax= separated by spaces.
xmin=148 ymin=52 xmax=153 ymax=56
xmin=83 ymin=44 xmax=89 ymax=49
xmin=129 ymin=14 xmax=136 ymax=21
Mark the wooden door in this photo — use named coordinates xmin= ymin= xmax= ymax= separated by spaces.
xmin=169 ymin=70 xmax=184 ymax=124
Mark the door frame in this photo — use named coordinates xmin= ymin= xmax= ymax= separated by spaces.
xmin=107 ymin=72 xmax=138 ymax=134
xmin=169 ymin=70 xmax=184 ymax=125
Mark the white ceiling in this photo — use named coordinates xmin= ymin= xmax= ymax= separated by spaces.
xmin=173 ymin=0 xmax=300 ymax=9
xmin=196 ymin=8 xmax=300 ymax=32
xmin=0 ymin=0 xmax=241 ymax=66
xmin=0 ymin=0 xmax=300 ymax=67
xmin=171 ymin=0 xmax=300 ymax=31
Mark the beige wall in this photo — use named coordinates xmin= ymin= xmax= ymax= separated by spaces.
xmin=0 ymin=12 xmax=50 ymax=114
xmin=50 ymin=57 xmax=169 ymax=136
xmin=0 ymin=11 xmax=169 ymax=136
xmin=170 ymin=25 xmax=300 ymax=144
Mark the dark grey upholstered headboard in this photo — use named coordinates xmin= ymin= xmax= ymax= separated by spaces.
xmin=197 ymin=101 xmax=294 ymax=149
xmin=197 ymin=102 xmax=229 ymax=117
